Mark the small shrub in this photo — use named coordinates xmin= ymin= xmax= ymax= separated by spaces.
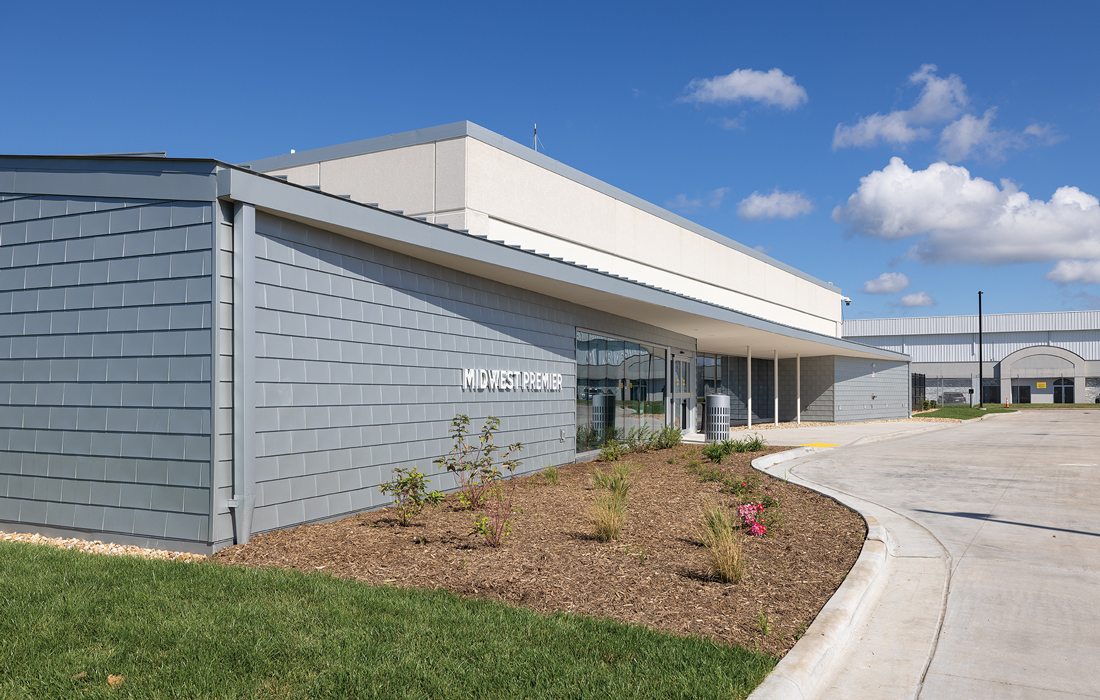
xmin=722 ymin=474 xmax=761 ymax=499
xmin=624 ymin=426 xmax=655 ymax=453
xmin=598 ymin=439 xmax=627 ymax=462
xmin=378 ymin=466 xmax=443 ymax=526
xmin=736 ymin=503 xmax=768 ymax=537
xmin=653 ymin=425 xmax=683 ymax=450
xmin=699 ymin=504 xmax=744 ymax=583
xmin=756 ymin=609 xmax=773 ymax=639
xmin=541 ymin=467 xmax=560 ymax=485
xmin=576 ymin=425 xmax=599 ymax=451
xmin=434 ymin=415 xmax=523 ymax=510
xmin=591 ymin=493 xmax=626 ymax=542
xmin=702 ymin=442 xmax=726 ymax=464
xmin=736 ymin=434 xmax=766 ymax=452
xmin=592 ymin=463 xmax=632 ymax=502
xmin=472 ymin=481 xmax=516 ymax=547
xmin=687 ymin=460 xmax=723 ymax=482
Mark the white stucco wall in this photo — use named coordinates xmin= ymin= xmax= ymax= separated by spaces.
xmin=268 ymin=134 xmax=843 ymax=337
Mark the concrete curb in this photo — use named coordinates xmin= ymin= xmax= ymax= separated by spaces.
xmin=747 ymin=448 xmax=893 ymax=700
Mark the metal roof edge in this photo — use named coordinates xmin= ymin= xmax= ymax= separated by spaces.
xmin=240 ymin=121 xmax=842 ymax=295
xmin=218 ymin=164 xmax=903 ymax=362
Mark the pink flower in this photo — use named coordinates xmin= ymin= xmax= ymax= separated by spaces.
xmin=749 ymin=521 xmax=767 ymax=537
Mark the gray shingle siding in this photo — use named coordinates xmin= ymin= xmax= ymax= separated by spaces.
xmin=0 ymin=192 xmax=213 ymax=549
xmin=243 ymin=213 xmax=692 ymax=535
xmin=799 ymin=356 xmax=836 ymax=422
xmin=833 ymin=357 xmax=909 ymax=421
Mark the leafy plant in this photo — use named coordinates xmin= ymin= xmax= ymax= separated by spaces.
xmin=434 ymin=415 xmax=523 ymax=510
xmin=591 ymin=494 xmax=626 ymax=542
xmin=687 ymin=461 xmax=724 ymax=482
xmin=721 ymin=475 xmax=762 ymax=499
xmin=710 ymin=434 xmax=767 ymax=460
xmin=736 ymin=503 xmax=768 ymax=537
xmin=732 ymin=434 xmax=766 ymax=453
xmin=598 ymin=439 xmax=627 ymax=462
xmin=755 ymin=609 xmax=772 ymax=639
xmin=472 ymin=483 xmax=516 ymax=547
xmin=652 ymin=425 xmax=683 ymax=450
xmin=699 ymin=504 xmax=744 ymax=583
xmin=623 ymin=426 xmax=648 ymax=453
xmin=378 ymin=466 xmax=443 ymax=526
xmin=576 ymin=425 xmax=599 ymax=451
xmin=702 ymin=442 xmax=727 ymax=464
xmin=541 ymin=467 xmax=560 ymax=485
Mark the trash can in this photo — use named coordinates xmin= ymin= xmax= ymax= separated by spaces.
xmin=591 ymin=393 xmax=616 ymax=440
xmin=705 ymin=394 xmax=730 ymax=443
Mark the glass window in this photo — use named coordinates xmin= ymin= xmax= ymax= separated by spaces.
xmin=576 ymin=330 xmax=667 ymax=450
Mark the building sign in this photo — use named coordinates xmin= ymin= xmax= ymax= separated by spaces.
xmin=1036 ymin=381 xmax=1047 ymax=389
xmin=462 ymin=368 xmax=563 ymax=392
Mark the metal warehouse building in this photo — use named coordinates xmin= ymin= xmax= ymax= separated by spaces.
xmin=0 ymin=122 xmax=908 ymax=553
xmin=844 ymin=311 xmax=1100 ymax=406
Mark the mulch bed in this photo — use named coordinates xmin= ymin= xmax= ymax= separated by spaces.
xmin=215 ymin=445 xmax=865 ymax=655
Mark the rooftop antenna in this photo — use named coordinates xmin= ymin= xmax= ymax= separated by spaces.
xmin=532 ymin=123 xmax=544 ymax=153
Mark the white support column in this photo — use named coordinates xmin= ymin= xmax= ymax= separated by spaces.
xmin=746 ymin=345 xmax=752 ymax=428
xmin=773 ymin=349 xmax=779 ymax=426
xmin=796 ymin=353 xmax=802 ymax=425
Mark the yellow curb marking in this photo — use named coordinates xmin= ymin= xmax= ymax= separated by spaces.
xmin=801 ymin=442 xmax=838 ymax=448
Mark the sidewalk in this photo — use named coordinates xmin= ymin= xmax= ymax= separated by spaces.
xmin=751 ymin=410 xmax=1100 ymax=699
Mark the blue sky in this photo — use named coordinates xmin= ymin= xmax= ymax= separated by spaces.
xmin=4 ymin=1 xmax=1099 ymax=318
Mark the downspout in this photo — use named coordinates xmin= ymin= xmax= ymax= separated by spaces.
xmin=228 ymin=202 xmax=256 ymax=544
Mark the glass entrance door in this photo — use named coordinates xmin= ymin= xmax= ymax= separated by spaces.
xmin=1054 ymin=378 xmax=1074 ymax=404
xmin=671 ymin=357 xmax=693 ymax=431
xmin=1012 ymin=384 xmax=1032 ymax=404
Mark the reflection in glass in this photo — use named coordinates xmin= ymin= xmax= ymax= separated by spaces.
xmin=576 ymin=331 xmax=667 ymax=450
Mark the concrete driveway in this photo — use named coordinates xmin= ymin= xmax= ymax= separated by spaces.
xmin=783 ymin=410 xmax=1100 ymax=698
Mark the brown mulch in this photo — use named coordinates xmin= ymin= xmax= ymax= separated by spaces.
xmin=215 ymin=445 xmax=865 ymax=656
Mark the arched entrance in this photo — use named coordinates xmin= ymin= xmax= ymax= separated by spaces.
xmin=998 ymin=346 xmax=1087 ymax=405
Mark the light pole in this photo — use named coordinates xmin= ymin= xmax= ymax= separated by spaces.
xmin=978 ymin=290 xmax=984 ymax=408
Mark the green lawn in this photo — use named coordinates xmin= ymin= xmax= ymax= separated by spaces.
xmin=920 ymin=405 xmax=1016 ymax=420
xmin=0 ymin=541 xmax=775 ymax=699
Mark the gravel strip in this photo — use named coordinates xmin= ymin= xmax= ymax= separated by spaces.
xmin=0 ymin=531 xmax=206 ymax=562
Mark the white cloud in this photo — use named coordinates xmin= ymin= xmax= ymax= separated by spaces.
xmin=906 ymin=64 xmax=969 ymax=124
xmin=833 ymin=112 xmax=929 ymax=149
xmin=834 ymin=157 xmax=1100 ymax=283
xmin=666 ymin=186 xmax=730 ymax=212
xmin=833 ymin=64 xmax=967 ymax=149
xmin=863 ymin=272 xmax=910 ymax=294
xmin=683 ymin=68 xmax=808 ymax=109
xmin=899 ymin=291 xmax=935 ymax=307
xmin=938 ymin=109 xmax=997 ymax=161
xmin=737 ymin=190 xmax=813 ymax=220
xmin=709 ymin=115 xmax=745 ymax=131
xmin=833 ymin=64 xmax=1057 ymax=161
xmin=1047 ymin=260 xmax=1100 ymax=285
xmin=939 ymin=108 xmax=1062 ymax=161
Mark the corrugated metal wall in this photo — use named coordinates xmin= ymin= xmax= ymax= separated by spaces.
xmin=846 ymin=329 xmax=1100 ymax=363
xmin=844 ymin=311 xmax=1100 ymax=337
